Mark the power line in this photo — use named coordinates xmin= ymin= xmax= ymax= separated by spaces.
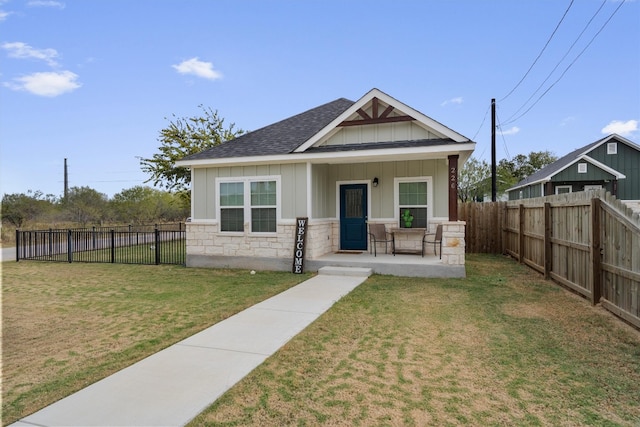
xmin=498 ymin=0 xmax=575 ymax=102
xmin=503 ymin=0 xmax=608 ymax=124
xmin=471 ymin=104 xmax=491 ymax=141
xmin=495 ymin=110 xmax=511 ymax=160
xmin=502 ymin=0 xmax=627 ymax=126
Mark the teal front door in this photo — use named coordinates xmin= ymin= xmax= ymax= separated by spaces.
xmin=340 ymin=184 xmax=368 ymax=250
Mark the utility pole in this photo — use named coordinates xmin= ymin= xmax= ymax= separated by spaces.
xmin=491 ymin=99 xmax=497 ymax=202
xmin=64 ymin=158 xmax=68 ymax=200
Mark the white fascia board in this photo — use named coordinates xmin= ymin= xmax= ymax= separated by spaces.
xmin=175 ymin=142 xmax=476 ymax=168
xmin=599 ymin=133 xmax=640 ymax=152
xmin=294 ymin=88 xmax=470 ymax=153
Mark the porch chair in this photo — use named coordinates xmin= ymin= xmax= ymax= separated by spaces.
xmin=368 ymin=223 xmax=394 ymax=256
xmin=422 ymin=224 xmax=443 ymax=259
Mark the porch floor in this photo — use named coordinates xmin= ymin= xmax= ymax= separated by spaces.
xmin=306 ymin=251 xmax=465 ymax=278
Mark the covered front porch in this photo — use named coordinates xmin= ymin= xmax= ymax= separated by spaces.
xmin=306 ymin=251 xmax=465 ymax=278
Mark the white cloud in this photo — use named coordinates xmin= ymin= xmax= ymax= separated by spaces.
xmin=601 ymin=119 xmax=638 ymax=137
xmin=499 ymin=126 xmax=520 ymax=136
xmin=0 ymin=10 xmax=11 ymax=21
xmin=4 ymin=70 xmax=81 ymax=96
xmin=27 ymin=1 xmax=66 ymax=8
xmin=441 ymin=97 xmax=463 ymax=107
xmin=172 ymin=57 xmax=222 ymax=80
xmin=2 ymin=41 xmax=59 ymax=67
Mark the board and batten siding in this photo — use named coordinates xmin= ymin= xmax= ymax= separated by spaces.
xmin=191 ymin=163 xmax=308 ymax=220
xmin=588 ymin=142 xmax=640 ymax=200
xmin=311 ymin=159 xmax=448 ymax=219
xmin=321 ymin=121 xmax=444 ymax=146
xmin=552 ymin=162 xmax=616 ymax=182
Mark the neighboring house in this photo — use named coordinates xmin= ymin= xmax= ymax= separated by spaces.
xmin=175 ymin=88 xmax=475 ymax=272
xmin=507 ymin=134 xmax=640 ymax=208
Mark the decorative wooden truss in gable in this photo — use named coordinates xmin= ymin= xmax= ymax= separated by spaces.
xmin=339 ymin=97 xmax=415 ymax=127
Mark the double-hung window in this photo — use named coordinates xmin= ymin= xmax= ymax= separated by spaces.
xmin=396 ymin=177 xmax=432 ymax=228
xmin=250 ymin=181 xmax=276 ymax=232
xmin=219 ymin=177 xmax=278 ymax=233
xmin=220 ymin=182 xmax=245 ymax=232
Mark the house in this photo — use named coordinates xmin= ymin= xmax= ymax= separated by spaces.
xmin=175 ymin=88 xmax=475 ymax=276
xmin=506 ymin=134 xmax=640 ymax=211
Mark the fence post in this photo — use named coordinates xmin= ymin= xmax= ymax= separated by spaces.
xmin=544 ymin=202 xmax=551 ymax=279
xmin=591 ymin=197 xmax=602 ymax=305
xmin=519 ymin=204 xmax=525 ymax=263
xmin=67 ymin=230 xmax=73 ymax=263
xmin=111 ymin=230 xmax=115 ymax=263
xmin=155 ymin=227 xmax=160 ymax=265
xmin=15 ymin=230 xmax=20 ymax=262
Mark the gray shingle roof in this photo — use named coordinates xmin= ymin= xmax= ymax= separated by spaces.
xmin=180 ymin=98 xmax=354 ymax=161
xmin=509 ymin=135 xmax=614 ymax=190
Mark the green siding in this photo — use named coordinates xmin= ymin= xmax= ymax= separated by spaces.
xmin=508 ymin=139 xmax=640 ymax=200
xmin=552 ymin=162 xmax=616 ymax=181
xmin=585 ymin=141 xmax=640 ymax=199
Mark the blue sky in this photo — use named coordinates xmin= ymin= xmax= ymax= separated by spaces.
xmin=1 ymin=0 xmax=638 ymax=198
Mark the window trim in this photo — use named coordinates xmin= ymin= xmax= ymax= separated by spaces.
xmin=607 ymin=142 xmax=618 ymax=154
xmin=394 ymin=176 xmax=433 ymax=228
xmin=216 ymin=176 xmax=281 ymax=235
xmin=577 ymin=163 xmax=587 ymax=174
xmin=555 ymin=185 xmax=572 ymax=195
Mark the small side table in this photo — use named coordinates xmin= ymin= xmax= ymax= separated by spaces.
xmin=390 ymin=228 xmax=426 ymax=255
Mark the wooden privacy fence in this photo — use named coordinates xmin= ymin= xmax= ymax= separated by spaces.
xmin=460 ymin=190 xmax=640 ymax=329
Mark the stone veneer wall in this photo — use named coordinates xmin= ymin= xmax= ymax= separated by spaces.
xmin=186 ymin=222 xmax=295 ymax=258
xmin=186 ymin=220 xmax=466 ymax=266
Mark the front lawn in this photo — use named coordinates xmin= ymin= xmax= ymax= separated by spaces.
xmin=191 ymin=255 xmax=640 ymax=426
xmin=3 ymin=255 xmax=639 ymax=426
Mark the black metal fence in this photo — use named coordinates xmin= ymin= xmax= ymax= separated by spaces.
xmin=16 ymin=224 xmax=186 ymax=265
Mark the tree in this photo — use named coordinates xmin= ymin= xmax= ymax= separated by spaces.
xmin=62 ymin=186 xmax=109 ymax=225
xmin=498 ymin=150 xmax=557 ymax=184
xmin=111 ymin=186 xmax=189 ymax=224
xmin=458 ymin=157 xmax=491 ymax=202
xmin=1 ymin=191 xmax=57 ymax=227
xmin=139 ymin=106 xmax=244 ymax=193
xmin=459 ymin=151 xmax=557 ymax=202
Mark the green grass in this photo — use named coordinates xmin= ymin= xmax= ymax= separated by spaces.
xmin=3 ymin=255 xmax=640 ymax=426
xmin=2 ymin=261 xmax=311 ymax=425
xmin=189 ymin=255 xmax=640 ymax=426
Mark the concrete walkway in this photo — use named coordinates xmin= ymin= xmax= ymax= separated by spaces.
xmin=10 ymin=266 xmax=371 ymax=427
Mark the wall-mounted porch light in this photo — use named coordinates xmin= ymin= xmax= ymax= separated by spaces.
xmin=373 ymin=177 xmax=379 ymax=187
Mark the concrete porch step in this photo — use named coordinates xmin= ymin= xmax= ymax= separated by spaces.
xmin=318 ymin=266 xmax=372 ymax=277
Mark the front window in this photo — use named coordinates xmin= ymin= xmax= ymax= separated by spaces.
xmin=220 ymin=182 xmax=244 ymax=232
xmin=251 ymin=181 xmax=276 ymax=232
xmin=219 ymin=178 xmax=278 ymax=233
xmin=555 ymin=185 xmax=572 ymax=195
xmin=398 ymin=181 xmax=428 ymax=228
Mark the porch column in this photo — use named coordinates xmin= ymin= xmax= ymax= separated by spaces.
xmin=448 ymin=154 xmax=459 ymax=221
